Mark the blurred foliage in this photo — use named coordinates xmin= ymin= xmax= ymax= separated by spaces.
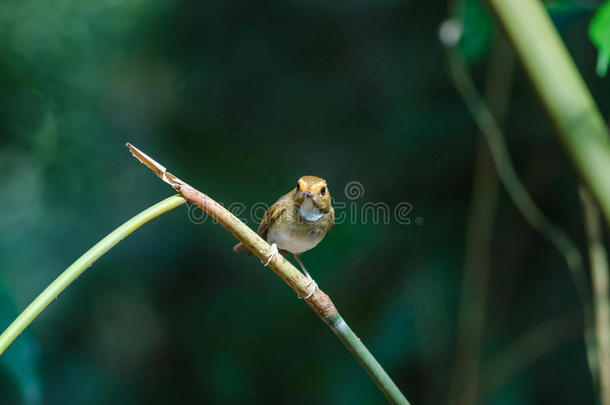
xmin=590 ymin=0 xmax=610 ymax=76
xmin=458 ymin=0 xmax=494 ymax=64
xmin=0 ymin=0 xmax=609 ymax=404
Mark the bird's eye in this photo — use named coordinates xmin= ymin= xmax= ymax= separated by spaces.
xmin=296 ymin=183 xmax=301 ymax=192
xmin=320 ymin=187 xmax=326 ymax=196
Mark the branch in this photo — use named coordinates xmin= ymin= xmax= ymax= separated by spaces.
xmin=0 ymin=194 xmax=186 ymax=355
xmin=126 ymin=143 xmax=410 ymax=405
xmin=582 ymin=188 xmax=610 ymax=404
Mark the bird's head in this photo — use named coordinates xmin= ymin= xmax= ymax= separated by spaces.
xmin=294 ymin=175 xmax=331 ymax=215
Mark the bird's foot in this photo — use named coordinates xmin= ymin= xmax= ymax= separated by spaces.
xmin=262 ymin=243 xmax=278 ymax=266
xmin=298 ymin=278 xmax=318 ymax=300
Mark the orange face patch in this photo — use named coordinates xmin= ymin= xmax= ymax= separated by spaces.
xmin=297 ymin=176 xmax=327 ymax=194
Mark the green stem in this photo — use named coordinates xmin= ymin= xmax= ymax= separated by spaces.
xmin=582 ymin=188 xmax=610 ymax=404
xmin=487 ymin=0 xmax=610 ymax=226
xmin=0 ymin=194 xmax=186 ymax=355
xmin=328 ymin=315 xmax=409 ymax=405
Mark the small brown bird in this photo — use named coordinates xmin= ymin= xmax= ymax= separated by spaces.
xmin=234 ymin=175 xmax=334 ymax=297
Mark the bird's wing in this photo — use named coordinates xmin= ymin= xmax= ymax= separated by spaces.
xmin=257 ymin=194 xmax=290 ymax=240
xmin=327 ymin=205 xmax=335 ymax=233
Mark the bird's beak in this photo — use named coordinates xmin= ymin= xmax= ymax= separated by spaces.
xmin=302 ymin=191 xmax=314 ymax=198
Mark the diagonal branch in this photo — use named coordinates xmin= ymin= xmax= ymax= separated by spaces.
xmin=487 ymin=0 xmax=610 ymax=227
xmin=126 ymin=143 xmax=410 ymax=405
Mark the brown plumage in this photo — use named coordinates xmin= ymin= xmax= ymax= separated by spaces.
xmin=234 ymin=175 xmax=334 ymax=279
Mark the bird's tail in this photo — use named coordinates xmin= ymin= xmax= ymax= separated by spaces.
xmin=233 ymin=242 xmax=254 ymax=256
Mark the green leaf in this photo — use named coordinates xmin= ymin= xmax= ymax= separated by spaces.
xmin=589 ymin=0 xmax=610 ymax=77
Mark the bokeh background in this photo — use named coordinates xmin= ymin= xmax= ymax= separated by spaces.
xmin=1 ymin=0 xmax=609 ymax=404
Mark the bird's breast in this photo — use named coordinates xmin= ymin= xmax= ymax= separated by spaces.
xmin=267 ymin=221 xmax=326 ymax=254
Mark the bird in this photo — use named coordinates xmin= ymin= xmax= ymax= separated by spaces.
xmin=234 ymin=175 xmax=335 ymax=298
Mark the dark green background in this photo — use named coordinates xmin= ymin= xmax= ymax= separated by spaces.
xmin=1 ymin=0 xmax=608 ymax=404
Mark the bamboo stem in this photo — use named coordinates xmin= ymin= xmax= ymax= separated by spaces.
xmin=487 ymin=0 xmax=610 ymax=226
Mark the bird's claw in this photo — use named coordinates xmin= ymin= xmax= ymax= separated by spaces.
xmin=298 ymin=278 xmax=318 ymax=300
xmin=262 ymin=243 xmax=278 ymax=266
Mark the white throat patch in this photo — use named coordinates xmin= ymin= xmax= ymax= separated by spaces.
xmin=299 ymin=199 xmax=323 ymax=222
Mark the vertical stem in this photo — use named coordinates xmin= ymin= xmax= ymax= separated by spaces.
xmin=487 ymin=0 xmax=610 ymax=226
xmin=449 ymin=34 xmax=513 ymax=405
xmin=582 ymin=188 xmax=610 ymax=404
